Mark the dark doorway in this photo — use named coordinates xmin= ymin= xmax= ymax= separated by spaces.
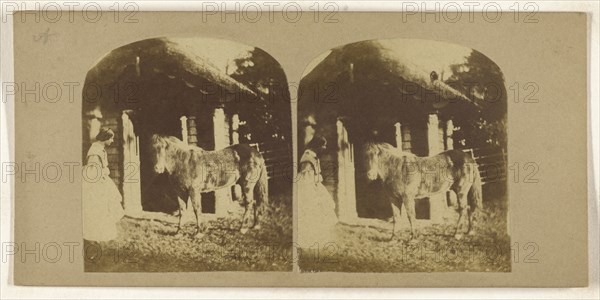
xmin=354 ymin=126 xmax=395 ymax=219
xmin=353 ymin=123 xmax=430 ymax=220
xmin=138 ymin=111 xmax=183 ymax=213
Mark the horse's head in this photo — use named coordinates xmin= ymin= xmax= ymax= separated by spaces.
xmin=364 ymin=143 xmax=382 ymax=181
xmin=150 ymin=134 xmax=168 ymax=174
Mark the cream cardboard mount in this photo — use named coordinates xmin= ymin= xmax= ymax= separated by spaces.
xmin=9 ymin=11 xmax=589 ymax=287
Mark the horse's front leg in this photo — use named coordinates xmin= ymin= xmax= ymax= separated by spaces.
xmin=390 ymin=199 xmax=402 ymax=241
xmin=384 ymin=187 xmax=401 ymax=240
xmin=403 ymin=195 xmax=418 ymax=241
xmin=175 ymin=197 xmax=187 ymax=235
xmin=239 ymin=182 xmax=257 ymax=234
xmin=189 ymin=189 xmax=204 ymax=239
xmin=466 ymin=206 xmax=476 ymax=235
xmin=454 ymin=192 xmax=468 ymax=240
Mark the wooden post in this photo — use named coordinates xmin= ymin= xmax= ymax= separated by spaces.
xmin=302 ymin=115 xmax=316 ymax=147
xmin=180 ymin=116 xmax=188 ymax=144
xmin=231 ymin=114 xmax=240 ymax=145
xmin=445 ymin=119 xmax=458 ymax=207
xmin=230 ymin=114 xmax=242 ymax=201
xmin=336 ymin=118 xmax=358 ymax=223
xmin=303 ymin=126 xmax=315 ymax=147
xmin=394 ymin=122 xmax=409 ymax=221
xmin=394 ymin=122 xmax=402 ymax=149
xmin=121 ymin=111 xmax=142 ymax=217
xmin=187 ymin=116 xmax=198 ymax=146
xmin=401 ymin=124 xmax=412 ymax=152
xmin=427 ymin=114 xmax=442 ymax=156
xmin=213 ymin=107 xmax=233 ymax=217
xmin=213 ymin=107 xmax=228 ymax=150
xmin=445 ymin=119 xmax=454 ymax=150
xmin=85 ymin=109 xmax=103 ymax=142
xmin=427 ymin=113 xmax=447 ymax=223
xmin=178 ymin=115 xmax=193 ymax=222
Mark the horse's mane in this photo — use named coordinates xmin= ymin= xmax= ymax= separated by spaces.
xmin=152 ymin=134 xmax=206 ymax=153
xmin=152 ymin=134 xmax=211 ymax=177
xmin=365 ymin=142 xmax=416 ymax=158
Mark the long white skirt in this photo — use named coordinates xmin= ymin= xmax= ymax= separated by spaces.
xmin=297 ymin=177 xmax=338 ymax=248
xmin=82 ymin=174 xmax=125 ymax=242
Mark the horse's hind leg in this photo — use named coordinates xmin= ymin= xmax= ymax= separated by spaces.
xmin=175 ymin=197 xmax=187 ymax=235
xmin=189 ymin=189 xmax=204 ymax=239
xmin=466 ymin=206 xmax=476 ymax=235
xmin=403 ymin=196 xmax=417 ymax=241
xmin=239 ymin=182 xmax=257 ymax=234
xmin=454 ymin=192 xmax=468 ymax=240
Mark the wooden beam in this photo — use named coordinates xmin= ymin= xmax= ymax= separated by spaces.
xmin=213 ymin=107 xmax=233 ymax=218
xmin=336 ymin=118 xmax=358 ymax=223
xmin=180 ymin=116 xmax=188 ymax=144
xmin=121 ymin=111 xmax=142 ymax=217
xmin=427 ymin=113 xmax=450 ymax=223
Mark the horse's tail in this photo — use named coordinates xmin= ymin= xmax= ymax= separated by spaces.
xmin=254 ymin=160 xmax=269 ymax=206
xmin=468 ymin=164 xmax=483 ymax=210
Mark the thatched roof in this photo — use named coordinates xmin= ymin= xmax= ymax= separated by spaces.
xmin=83 ymin=37 xmax=257 ymax=116
xmin=375 ymin=39 xmax=483 ymax=109
xmin=299 ymin=39 xmax=493 ymax=128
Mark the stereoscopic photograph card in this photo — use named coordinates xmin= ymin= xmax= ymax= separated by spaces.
xmin=8 ymin=10 xmax=589 ymax=287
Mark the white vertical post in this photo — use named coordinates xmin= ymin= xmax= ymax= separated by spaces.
xmin=445 ymin=119 xmax=458 ymax=207
xmin=178 ymin=116 xmax=192 ymax=221
xmin=187 ymin=116 xmax=198 ymax=146
xmin=213 ymin=107 xmax=227 ymax=150
xmin=303 ymin=126 xmax=315 ymax=147
xmin=394 ymin=122 xmax=402 ymax=149
xmin=121 ymin=111 xmax=142 ymax=217
xmin=180 ymin=116 xmax=188 ymax=144
xmin=302 ymin=115 xmax=316 ymax=147
xmin=427 ymin=114 xmax=441 ymax=155
xmin=445 ymin=119 xmax=454 ymax=150
xmin=230 ymin=114 xmax=242 ymax=202
xmin=427 ymin=113 xmax=447 ymax=223
xmin=336 ymin=118 xmax=357 ymax=223
xmin=231 ymin=114 xmax=240 ymax=145
xmin=394 ymin=122 xmax=409 ymax=221
xmin=213 ymin=107 xmax=233 ymax=217
xmin=85 ymin=109 xmax=103 ymax=142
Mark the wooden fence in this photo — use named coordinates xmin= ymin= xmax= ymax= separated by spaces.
xmin=462 ymin=147 xmax=507 ymax=185
xmin=250 ymin=141 xmax=292 ymax=183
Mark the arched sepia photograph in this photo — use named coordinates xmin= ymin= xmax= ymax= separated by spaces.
xmin=81 ymin=37 xmax=293 ymax=272
xmin=297 ymin=39 xmax=509 ymax=272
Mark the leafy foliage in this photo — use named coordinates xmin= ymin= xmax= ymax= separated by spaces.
xmin=446 ymin=50 xmax=507 ymax=150
xmin=229 ymin=48 xmax=292 ymax=145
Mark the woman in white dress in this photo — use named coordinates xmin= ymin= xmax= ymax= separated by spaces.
xmin=297 ymin=135 xmax=338 ymax=248
xmin=82 ymin=128 xmax=125 ymax=242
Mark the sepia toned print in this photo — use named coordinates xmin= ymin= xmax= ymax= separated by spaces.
xmin=81 ymin=37 xmax=293 ymax=272
xmin=298 ymin=39 xmax=509 ymax=272
xmin=10 ymin=11 xmax=588 ymax=287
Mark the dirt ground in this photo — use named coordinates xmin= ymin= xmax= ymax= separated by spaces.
xmin=84 ymin=198 xmax=292 ymax=272
xmin=299 ymin=197 xmax=511 ymax=273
